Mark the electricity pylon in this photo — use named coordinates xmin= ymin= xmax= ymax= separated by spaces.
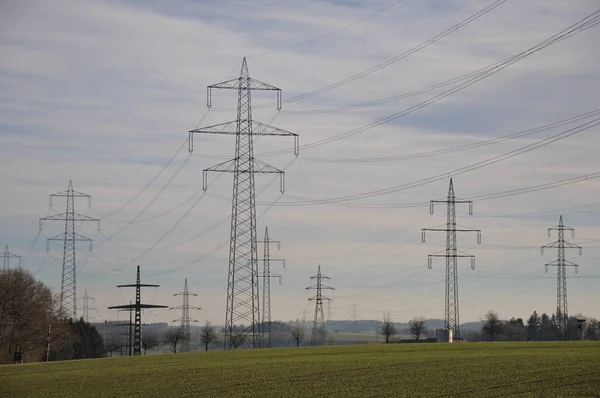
xmin=78 ymin=289 xmax=96 ymax=323
xmin=188 ymin=58 xmax=299 ymax=349
xmin=541 ymin=215 xmax=582 ymax=340
xmin=257 ymin=227 xmax=285 ymax=348
xmin=108 ymin=266 xmax=168 ymax=355
xmin=170 ymin=278 xmax=200 ymax=353
xmin=306 ymin=265 xmax=334 ymax=346
xmin=40 ymin=180 xmax=100 ymax=320
xmin=421 ymin=178 xmax=481 ymax=340
xmin=1 ymin=245 xmax=21 ymax=270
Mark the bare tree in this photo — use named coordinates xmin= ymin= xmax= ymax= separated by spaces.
xmin=482 ymin=310 xmax=503 ymax=342
xmin=104 ymin=338 xmax=121 ymax=357
xmin=290 ymin=320 xmax=305 ymax=347
xmin=199 ymin=321 xmax=218 ymax=352
xmin=379 ymin=312 xmax=396 ymax=344
xmin=163 ymin=326 xmax=186 ymax=353
xmin=141 ymin=332 xmax=159 ymax=355
xmin=42 ymin=293 xmax=69 ymax=361
xmin=408 ymin=317 xmax=428 ymax=341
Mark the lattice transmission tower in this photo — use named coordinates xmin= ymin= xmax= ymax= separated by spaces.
xmin=170 ymin=278 xmax=200 ymax=353
xmin=258 ymin=227 xmax=285 ymax=348
xmin=306 ymin=265 xmax=334 ymax=346
xmin=188 ymin=58 xmax=299 ymax=349
xmin=108 ymin=266 xmax=168 ymax=356
xmin=1 ymin=245 xmax=21 ymax=270
xmin=40 ymin=180 xmax=100 ymax=320
xmin=78 ymin=289 xmax=96 ymax=323
xmin=421 ymin=178 xmax=481 ymax=340
xmin=541 ymin=215 xmax=582 ymax=340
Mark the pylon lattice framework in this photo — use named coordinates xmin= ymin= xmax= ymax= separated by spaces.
xmin=257 ymin=227 xmax=285 ymax=348
xmin=421 ymin=178 xmax=481 ymax=340
xmin=1 ymin=245 xmax=21 ymax=270
xmin=40 ymin=180 xmax=100 ymax=320
xmin=306 ymin=265 xmax=334 ymax=346
xmin=189 ymin=58 xmax=299 ymax=349
xmin=541 ymin=215 xmax=582 ymax=341
xmin=78 ymin=289 xmax=96 ymax=323
xmin=108 ymin=265 xmax=168 ymax=356
xmin=170 ymin=278 xmax=200 ymax=353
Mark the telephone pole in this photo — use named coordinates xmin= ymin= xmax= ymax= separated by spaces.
xmin=541 ymin=215 xmax=582 ymax=340
xmin=188 ymin=58 xmax=299 ymax=349
xmin=258 ymin=227 xmax=285 ymax=348
xmin=170 ymin=278 xmax=200 ymax=353
xmin=1 ymin=245 xmax=21 ymax=270
xmin=306 ymin=265 xmax=334 ymax=346
xmin=421 ymin=178 xmax=481 ymax=340
xmin=108 ymin=265 xmax=168 ymax=355
xmin=78 ymin=289 xmax=96 ymax=323
xmin=40 ymin=180 xmax=100 ymax=320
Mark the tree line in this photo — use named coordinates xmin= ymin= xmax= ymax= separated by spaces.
xmin=0 ymin=268 xmax=104 ymax=363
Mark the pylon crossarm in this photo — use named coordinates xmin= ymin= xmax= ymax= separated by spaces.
xmin=46 ymin=233 xmax=92 ymax=251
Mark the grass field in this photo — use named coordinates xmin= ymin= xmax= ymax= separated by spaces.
xmin=1 ymin=342 xmax=599 ymax=397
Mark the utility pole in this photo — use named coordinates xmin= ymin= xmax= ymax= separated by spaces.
xmin=188 ymin=58 xmax=299 ymax=349
xmin=39 ymin=180 xmax=100 ymax=320
xmin=115 ymin=303 xmax=134 ymax=356
xmin=78 ymin=289 xmax=96 ymax=323
xmin=422 ymin=178 xmax=481 ymax=340
xmin=257 ymin=227 xmax=285 ymax=348
xmin=170 ymin=278 xmax=200 ymax=353
xmin=350 ymin=301 xmax=359 ymax=323
xmin=306 ymin=265 xmax=334 ymax=346
xmin=541 ymin=215 xmax=582 ymax=341
xmin=1 ymin=245 xmax=21 ymax=270
xmin=108 ymin=266 xmax=168 ymax=356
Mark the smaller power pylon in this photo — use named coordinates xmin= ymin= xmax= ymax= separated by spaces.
xmin=1 ymin=245 xmax=21 ymax=270
xmin=306 ymin=265 xmax=334 ymax=346
xmin=257 ymin=227 xmax=285 ymax=348
xmin=108 ymin=266 xmax=168 ymax=356
xmin=541 ymin=215 xmax=582 ymax=341
xmin=170 ymin=278 xmax=200 ymax=353
xmin=78 ymin=289 xmax=96 ymax=323
xmin=421 ymin=178 xmax=481 ymax=340
xmin=40 ymin=180 xmax=100 ymax=320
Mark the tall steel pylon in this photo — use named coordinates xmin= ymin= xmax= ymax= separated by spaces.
xmin=421 ymin=178 xmax=481 ymax=339
xmin=171 ymin=278 xmax=200 ymax=353
xmin=108 ymin=266 xmax=168 ymax=356
xmin=306 ymin=265 xmax=334 ymax=346
xmin=78 ymin=289 xmax=96 ymax=323
xmin=541 ymin=215 xmax=582 ymax=340
xmin=188 ymin=58 xmax=299 ymax=349
xmin=1 ymin=245 xmax=21 ymax=270
xmin=258 ymin=227 xmax=285 ymax=348
xmin=40 ymin=180 xmax=100 ymax=320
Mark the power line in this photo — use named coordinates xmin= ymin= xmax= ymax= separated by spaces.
xmin=248 ymin=0 xmax=406 ymax=57
xmin=255 ymin=10 xmax=600 ymax=157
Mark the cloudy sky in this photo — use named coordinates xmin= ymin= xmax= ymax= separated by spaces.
xmin=1 ymin=0 xmax=599 ymax=328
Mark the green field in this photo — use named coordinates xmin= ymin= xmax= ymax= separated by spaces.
xmin=1 ymin=342 xmax=599 ymax=397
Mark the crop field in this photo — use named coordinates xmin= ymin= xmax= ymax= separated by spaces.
xmin=1 ymin=342 xmax=599 ymax=397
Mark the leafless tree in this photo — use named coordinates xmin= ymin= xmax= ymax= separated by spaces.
xmin=482 ymin=310 xmax=503 ymax=342
xmin=408 ymin=317 xmax=428 ymax=341
xmin=163 ymin=326 xmax=186 ymax=353
xmin=141 ymin=332 xmax=159 ymax=355
xmin=379 ymin=312 xmax=396 ymax=344
xmin=104 ymin=338 xmax=121 ymax=357
xmin=42 ymin=293 xmax=69 ymax=361
xmin=290 ymin=320 xmax=305 ymax=347
xmin=199 ymin=321 xmax=218 ymax=352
